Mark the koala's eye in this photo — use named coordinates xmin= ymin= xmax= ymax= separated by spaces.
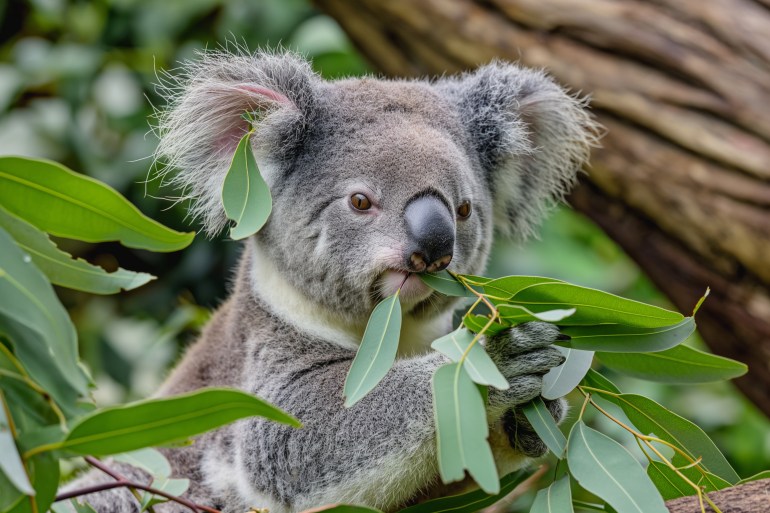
xmin=350 ymin=193 xmax=372 ymax=211
xmin=457 ymin=201 xmax=472 ymax=219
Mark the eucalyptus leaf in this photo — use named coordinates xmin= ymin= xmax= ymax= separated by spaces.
xmin=483 ymin=276 xmax=564 ymax=300
xmin=0 ymin=393 xmax=34 ymax=495
xmin=669 ymin=460 xmax=731 ymax=494
xmin=397 ymin=471 xmax=526 ymax=513
xmin=521 ymin=398 xmax=566 ymax=457
xmin=567 ymin=422 xmax=668 ymax=513
xmin=530 ymin=476 xmax=572 ymax=513
xmin=462 ymin=315 xmax=506 ymax=336
xmin=311 ymin=506 xmax=383 ymax=513
xmin=607 ymin=394 xmax=739 ymax=484
xmin=221 ymin=131 xmax=272 ymax=240
xmin=509 ymin=282 xmax=683 ymax=328
xmin=44 ymin=388 xmax=300 ymax=456
xmin=0 ymin=228 xmax=88 ymax=415
xmin=0 ymin=156 xmax=194 ymax=251
xmin=497 ymin=304 xmax=576 ymax=323
xmin=646 ymin=461 xmax=693 ymax=500
xmin=4 ymin=453 xmax=59 ymax=513
xmin=419 ymin=271 xmax=472 ymax=297
xmin=739 ymin=470 xmax=770 ymax=484
xmin=596 ymin=345 xmax=747 ymax=383
xmin=541 ymin=347 xmax=594 ymax=400
xmin=580 ymin=369 xmax=621 ymax=394
xmin=433 ymin=362 xmax=499 ymax=494
xmin=430 ymin=328 xmax=508 ymax=389
xmin=0 ymin=206 xmax=153 ymax=294
xmin=140 ymin=477 xmax=190 ymax=511
xmin=113 ymin=448 xmax=172 ymax=478
xmin=344 ymin=293 xmax=402 ymax=407
xmin=558 ymin=318 xmax=695 ymax=353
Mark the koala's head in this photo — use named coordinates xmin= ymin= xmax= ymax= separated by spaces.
xmin=156 ymin=50 xmax=597 ymax=325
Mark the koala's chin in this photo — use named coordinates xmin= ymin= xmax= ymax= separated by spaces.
xmin=63 ymin=49 xmax=597 ymax=513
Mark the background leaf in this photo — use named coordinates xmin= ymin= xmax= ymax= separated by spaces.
xmin=344 ymin=293 xmax=402 ymax=407
xmin=432 ymin=362 xmax=499 ymax=494
xmin=542 ymin=347 xmax=594 ymax=400
xmin=431 ymin=328 xmax=508 ymax=389
xmin=596 ymin=345 xmax=747 ymax=383
xmin=0 ymin=206 xmax=153 ymax=294
xmin=221 ymin=132 xmax=272 ymax=240
xmin=580 ymin=369 xmax=621 ymax=394
xmin=530 ymin=476 xmax=572 ymax=513
xmin=567 ymin=422 xmax=668 ymax=513
xmin=0 ymin=228 xmax=88 ymax=415
xmin=0 ymin=156 xmax=194 ymax=252
xmin=462 ymin=315 xmax=506 ymax=336
xmin=558 ymin=318 xmax=695 ymax=353
xmin=521 ymin=398 xmax=567 ymax=457
xmin=0 ymin=393 xmax=34 ymax=496
xmin=47 ymin=388 xmax=299 ymax=456
xmin=646 ymin=461 xmax=693 ymax=500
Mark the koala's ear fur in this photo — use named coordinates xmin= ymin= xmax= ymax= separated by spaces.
xmin=154 ymin=50 xmax=317 ymax=236
xmin=437 ymin=61 xmax=600 ymax=240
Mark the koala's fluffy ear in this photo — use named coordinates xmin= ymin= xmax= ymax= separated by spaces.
xmin=154 ymin=50 xmax=316 ymax=235
xmin=437 ymin=61 xmax=600 ymax=239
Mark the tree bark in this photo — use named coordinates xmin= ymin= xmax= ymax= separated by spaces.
xmin=314 ymin=0 xmax=770 ymax=418
xmin=665 ymin=478 xmax=770 ymax=513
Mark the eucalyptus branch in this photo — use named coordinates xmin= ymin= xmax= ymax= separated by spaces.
xmin=577 ymin=388 xmax=723 ymax=513
xmin=450 ymin=271 xmax=500 ymax=363
xmin=54 ymin=456 xmax=222 ymax=513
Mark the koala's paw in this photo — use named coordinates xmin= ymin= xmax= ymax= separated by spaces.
xmin=503 ymin=398 xmax=567 ymax=457
xmin=486 ymin=322 xmax=565 ymax=413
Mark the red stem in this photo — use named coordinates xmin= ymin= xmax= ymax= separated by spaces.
xmin=54 ymin=456 xmax=221 ymax=513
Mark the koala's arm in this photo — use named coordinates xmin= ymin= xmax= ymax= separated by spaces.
xmin=225 ymin=323 xmax=564 ymax=513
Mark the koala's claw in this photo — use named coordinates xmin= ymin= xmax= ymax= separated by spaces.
xmin=503 ymin=399 xmax=567 ymax=457
xmin=485 ymin=321 xmax=566 ymax=414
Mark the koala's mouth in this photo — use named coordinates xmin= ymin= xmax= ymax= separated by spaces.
xmin=378 ymin=270 xmax=434 ymax=305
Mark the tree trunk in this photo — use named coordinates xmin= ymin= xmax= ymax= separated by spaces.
xmin=665 ymin=478 xmax=770 ymax=513
xmin=314 ymin=0 xmax=770 ymax=418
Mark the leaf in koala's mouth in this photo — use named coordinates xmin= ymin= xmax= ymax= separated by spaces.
xmin=221 ymin=130 xmax=272 ymax=240
xmin=343 ymin=292 xmax=402 ymax=407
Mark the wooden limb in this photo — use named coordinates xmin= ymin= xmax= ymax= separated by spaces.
xmin=665 ymin=478 xmax=770 ymax=513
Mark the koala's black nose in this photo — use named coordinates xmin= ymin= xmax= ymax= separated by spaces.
xmin=404 ymin=195 xmax=455 ymax=273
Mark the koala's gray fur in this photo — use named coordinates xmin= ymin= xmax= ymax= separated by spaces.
xmin=63 ymin=49 xmax=598 ymax=513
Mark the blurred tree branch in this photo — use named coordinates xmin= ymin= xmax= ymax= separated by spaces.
xmin=314 ymin=0 xmax=770 ymax=418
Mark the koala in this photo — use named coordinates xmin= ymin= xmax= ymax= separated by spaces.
xmin=64 ymin=50 xmax=597 ymax=513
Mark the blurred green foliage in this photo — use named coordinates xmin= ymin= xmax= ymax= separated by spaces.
xmin=1 ymin=0 xmax=768 ymax=506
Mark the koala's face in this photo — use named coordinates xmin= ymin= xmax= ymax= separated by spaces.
xmin=259 ymin=80 xmax=493 ymax=321
xmin=156 ymin=52 xmax=596 ymax=325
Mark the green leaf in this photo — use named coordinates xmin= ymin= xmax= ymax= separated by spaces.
xmin=433 ymin=362 xmax=499 ymax=494
xmin=462 ymin=315 xmax=506 ymax=336
xmin=0 ymin=393 xmax=33 ymax=496
xmin=42 ymin=388 xmax=299 ymax=456
xmin=739 ymin=470 xmax=770 ymax=484
xmin=530 ymin=476 xmax=573 ymax=513
xmin=558 ymin=318 xmax=695 ymax=353
xmin=71 ymin=499 xmax=98 ymax=513
xmin=607 ymin=394 xmax=739 ymax=484
xmin=497 ymin=304 xmax=576 ymax=323
xmin=140 ymin=477 xmax=190 ymax=511
xmin=0 ymin=228 xmax=88 ymax=415
xmin=646 ymin=461 xmax=693 ymax=500
xmin=567 ymin=422 xmax=668 ymax=513
xmin=483 ymin=276 xmax=564 ymax=300
xmin=521 ymin=398 xmax=567 ymax=457
xmin=0 ymin=206 xmax=153 ymax=294
xmin=596 ymin=345 xmax=747 ymax=383
xmin=397 ymin=471 xmax=527 ymax=513
xmin=431 ymin=328 xmax=508 ymax=389
xmin=0 ymin=156 xmax=194 ymax=252
xmin=580 ymin=369 xmax=621 ymax=395
xmin=508 ymin=282 xmax=683 ymax=328
xmin=112 ymin=448 xmax=171 ymax=477
xmin=4 ymin=453 xmax=59 ymax=513
xmin=419 ymin=271 xmax=472 ymax=297
xmin=344 ymin=293 xmax=402 ymax=407
xmin=542 ymin=347 xmax=594 ymax=400
xmin=221 ymin=131 xmax=272 ymax=239
xmin=669 ymin=462 xmax=731 ymax=494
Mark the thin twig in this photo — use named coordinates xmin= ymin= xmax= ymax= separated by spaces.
xmin=54 ymin=457 xmax=222 ymax=513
